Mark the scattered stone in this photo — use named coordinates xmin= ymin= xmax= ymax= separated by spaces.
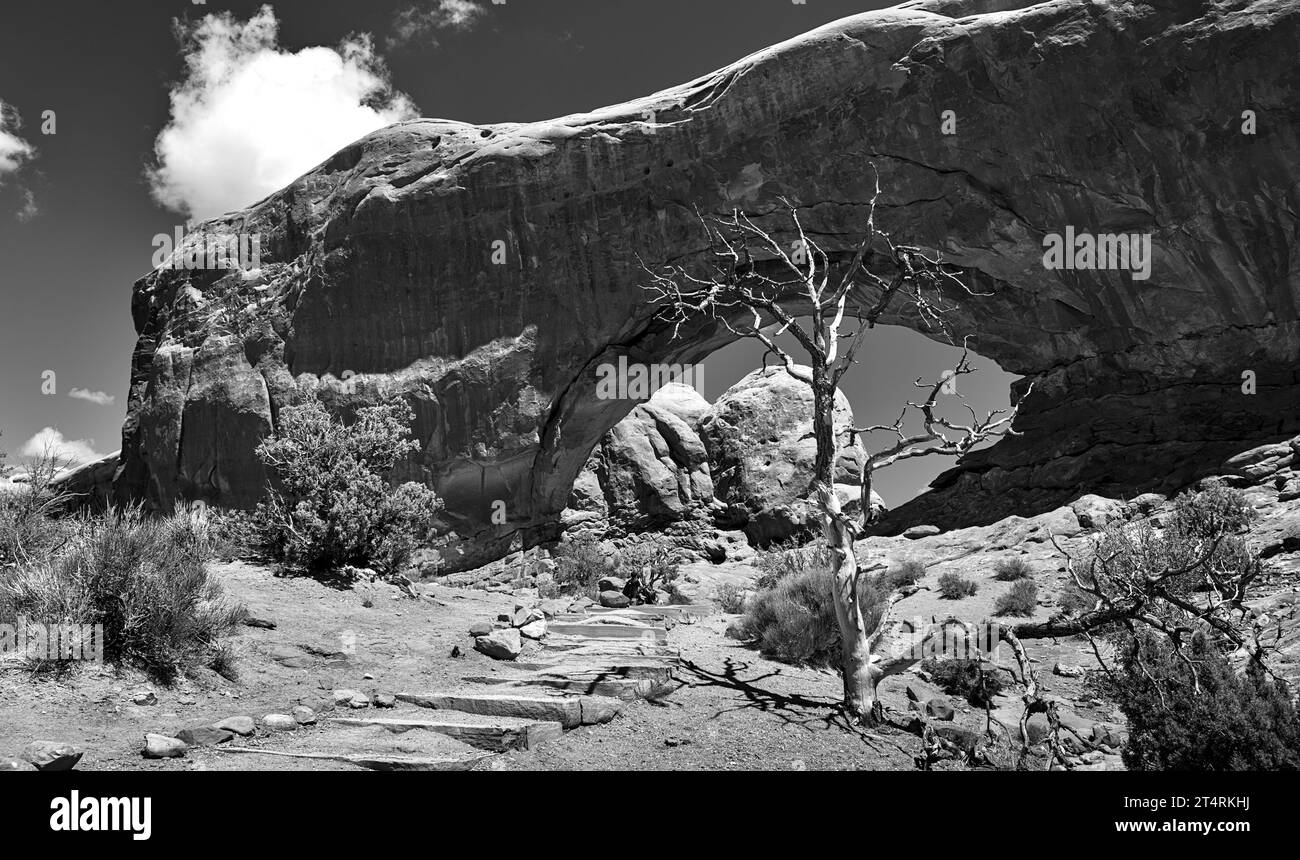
xmin=924 ymin=699 xmax=955 ymax=721
xmin=363 ymin=673 xmax=375 ymax=680
xmin=513 ymin=606 xmax=544 ymax=628
xmin=175 ymin=726 xmax=235 ymax=747
xmin=1053 ymin=663 xmax=1087 ymax=678
xmin=1090 ymin=724 xmax=1127 ymax=750
xmin=373 ymin=693 xmax=397 ymax=709
xmin=292 ymin=706 xmax=317 ymax=726
xmin=1128 ymin=493 xmax=1166 ymax=515
xmin=1071 ymin=494 xmax=1123 ymax=530
xmin=664 ymin=736 xmax=692 ymax=747
xmin=333 ymin=689 xmax=371 ymax=709
xmin=131 ymin=690 xmax=158 ymax=706
xmin=214 ymin=716 xmax=256 ymax=737
xmin=261 ymin=714 xmax=298 ymax=731
xmin=142 ymin=734 xmax=187 ymax=759
xmin=474 ymin=628 xmax=523 ymax=661
xmin=468 ymin=622 xmax=493 ymax=637
xmin=21 ymin=741 xmax=84 ymax=771
xmin=519 ymin=619 xmax=547 ymax=640
xmin=903 ymin=525 xmax=941 ymax=540
xmin=0 ymin=758 xmax=32 ymax=771
xmin=450 ymin=645 xmax=463 ymax=658
xmin=599 ymin=590 xmax=631 ymax=609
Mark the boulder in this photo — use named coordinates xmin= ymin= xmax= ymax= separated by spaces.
xmin=175 ymin=726 xmax=234 ymax=747
xmin=700 ymin=367 xmax=872 ymax=544
xmin=261 ymin=714 xmax=298 ymax=731
xmin=904 ymin=525 xmax=941 ymax=540
xmin=599 ymin=590 xmax=631 ymax=609
xmin=1070 ymin=495 xmax=1124 ymax=530
xmin=142 ymin=734 xmax=187 ymax=759
xmin=924 ymin=699 xmax=955 ymax=721
xmin=473 ymin=628 xmax=523 ymax=661
xmin=292 ymin=706 xmax=318 ymax=726
xmin=468 ymin=621 xmax=493 ymax=637
xmin=213 ymin=716 xmax=256 ymax=737
xmin=575 ymin=384 xmax=716 ymax=534
xmin=332 ymin=689 xmax=371 ymax=709
xmin=21 ymin=741 xmax=83 ymax=771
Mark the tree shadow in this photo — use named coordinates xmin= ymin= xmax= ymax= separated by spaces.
xmin=672 ymin=656 xmax=911 ymax=757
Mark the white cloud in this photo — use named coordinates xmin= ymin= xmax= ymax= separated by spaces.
xmin=20 ymin=428 xmax=105 ymax=468
xmin=0 ymin=100 xmax=35 ymax=184
xmin=68 ymin=388 xmax=116 ymax=407
xmin=147 ymin=4 xmax=419 ymax=221
xmin=389 ymin=0 xmax=487 ymax=48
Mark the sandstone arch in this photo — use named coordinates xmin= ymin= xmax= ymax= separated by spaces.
xmin=115 ymin=0 xmax=1300 ymax=569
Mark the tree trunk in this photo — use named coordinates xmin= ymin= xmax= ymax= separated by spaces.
xmin=810 ymin=373 xmax=878 ymax=721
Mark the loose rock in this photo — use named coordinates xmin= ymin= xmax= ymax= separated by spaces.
xmin=175 ymin=726 xmax=234 ymax=747
xmin=142 ymin=734 xmax=187 ymax=759
xmin=261 ymin=714 xmax=298 ymax=731
xmin=214 ymin=716 xmax=256 ymax=737
xmin=22 ymin=741 xmax=84 ymax=771
xmin=474 ymin=627 xmax=523 ymax=660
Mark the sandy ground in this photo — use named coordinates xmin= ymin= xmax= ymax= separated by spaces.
xmin=0 ymin=560 xmax=930 ymax=771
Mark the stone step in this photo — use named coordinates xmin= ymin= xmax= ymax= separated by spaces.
xmin=461 ymin=672 xmax=660 ymax=701
xmin=515 ymin=659 xmax=677 ymax=682
xmin=545 ymin=623 xmax=669 ymax=644
xmin=537 ymin=642 xmax=681 ymax=662
xmin=327 ymin=713 xmax=564 ymax=751
xmin=554 ymin=614 xmax=653 ymax=627
xmin=583 ymin=604 xmax=711 ymax=619
xmin=220 ymin=747 xmax=489 ymax=771
xmin=396 ymin=690 xmax=623 ymax=729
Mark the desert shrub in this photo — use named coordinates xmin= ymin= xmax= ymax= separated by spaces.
xmin=1074 ymin=486 xmax=1260 ymax=639
xmin=1104 ymin=631 xmax=1300 ymax=771
xmin=993 ymin=557 xmax=1032 ymax=581
xmin=923 ymin=657 xmax=1005 ymax=708
xmin=0 ymin=505 xmax=244 ymax=682
xmin=732 ymin=556 xmax=884 ymax=669
xmin=205 ymin=506 xmax=260 ymax=562
xmin=0 ymin=445 xmax=79 ymax=568
xmin=937 ymin=571 xmax=978 ymax=600
xmin=715 ymin=581 xmax=748 ymax=614
xmin=252 ymin=399 xmax=442 ymax=574
xmin=615 ymin=542 xmax=680 ymax=603
xmin=553 ymin=536 xmax=608 ymax=597
xmin=882 ymin=559 xmax=926 ymax=591
xmin=993 ymin=579 xmax=1038 ymax=617
xmin=754 ymin=540 xmax=834 ymax=590
xmin=1059 ymin=581 xmax=1096 ymax=615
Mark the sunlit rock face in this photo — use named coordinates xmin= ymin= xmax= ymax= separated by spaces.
xmin=115 ymin=0 xmax=1300 ymax=566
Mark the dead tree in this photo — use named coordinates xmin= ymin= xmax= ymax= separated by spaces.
xmin=643 ymin=177 xmax=1030 ymax=722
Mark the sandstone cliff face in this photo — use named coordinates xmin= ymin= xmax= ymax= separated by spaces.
xmin=115 ymin=0 xmax=1300 ymax=568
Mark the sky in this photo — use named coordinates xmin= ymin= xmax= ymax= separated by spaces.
xmin=0 ymin=0 xmax=1016 ymax=506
